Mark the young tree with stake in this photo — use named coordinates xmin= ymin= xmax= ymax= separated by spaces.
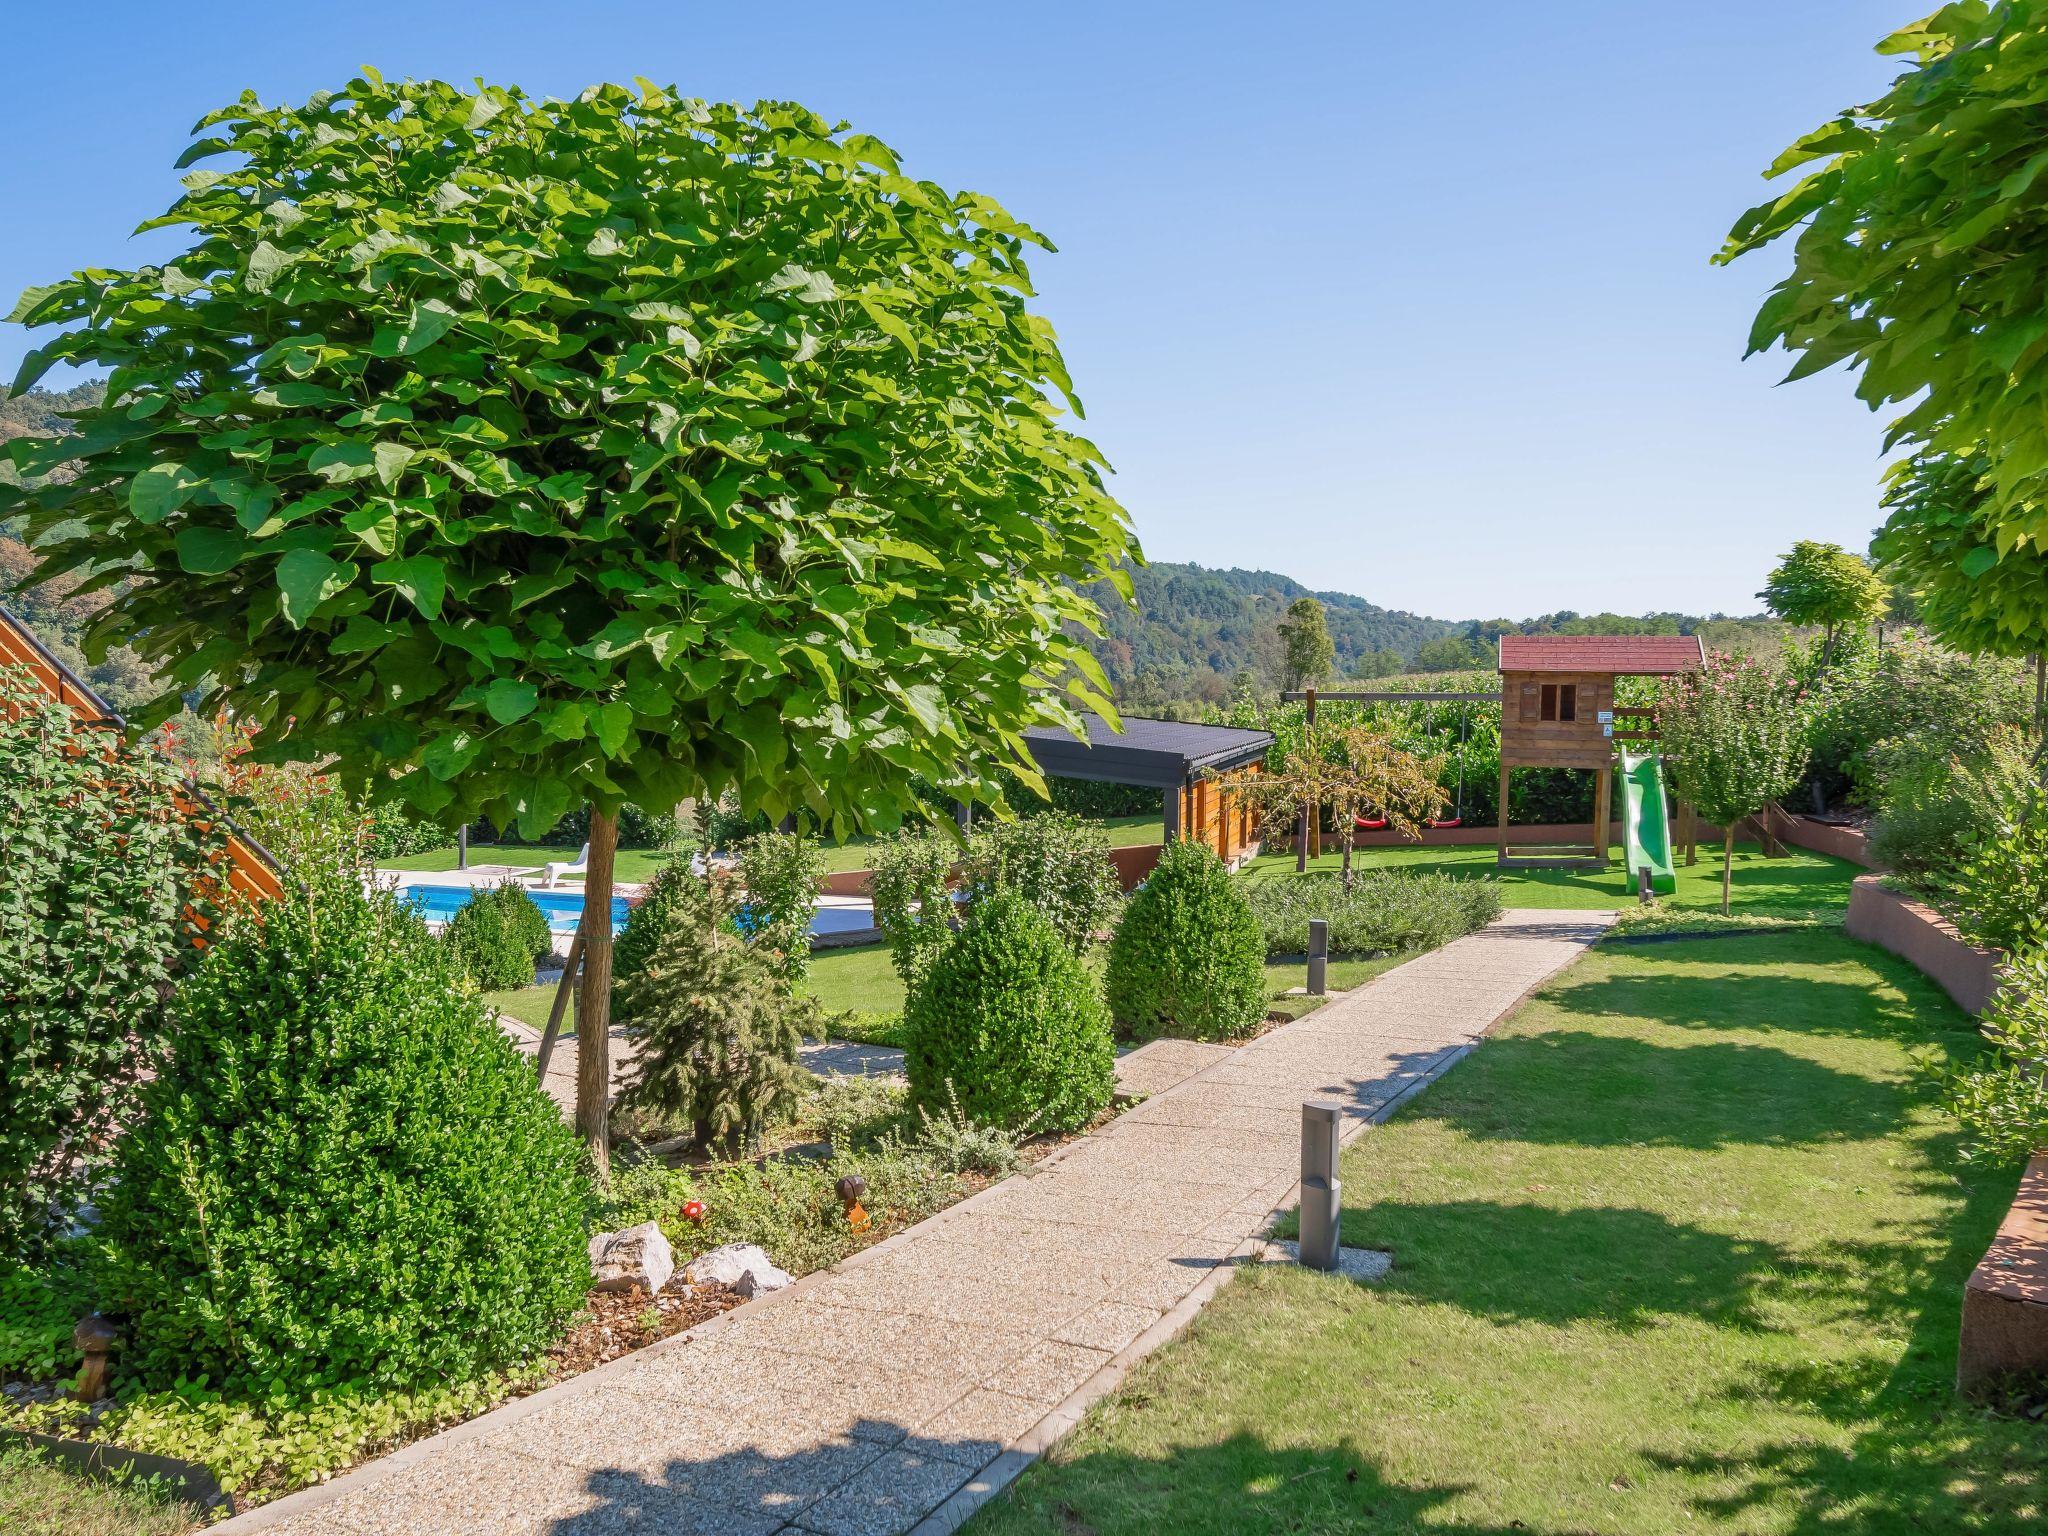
xmin=1658 ymin=655 xmax=1812 ymax=914
xmin=1 ymin=76 xmax=1137 ymax=1177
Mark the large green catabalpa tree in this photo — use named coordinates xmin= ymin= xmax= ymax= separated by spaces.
xmin=1719 ymin=3 xmax=2048 ymax=661
xmin=0 ymin=74 xmax=1138 ymax=1172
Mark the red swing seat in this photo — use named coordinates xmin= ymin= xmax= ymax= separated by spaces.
xmin=1355 ymin=816 xmax=1390 ymax=831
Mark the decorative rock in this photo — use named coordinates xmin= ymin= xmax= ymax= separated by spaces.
xmin=587 ymin=1221 xmax=675 ymax=1295
xmin=682 ymin=1242 xmax=791 ymax=1297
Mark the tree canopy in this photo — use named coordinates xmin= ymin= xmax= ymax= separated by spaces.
xmin=1720 ymin=2 xmax=2048 ymax=650
xmin=1 ymin=74 xmax=1138 ymax=838
xmin=1277 ymin=595 xmax=1336 ymax=690
xmin=1758 ymin=539 xmax=1886 ymax=665
xmin=1874 ymin=452 xmax=2048 ymax=664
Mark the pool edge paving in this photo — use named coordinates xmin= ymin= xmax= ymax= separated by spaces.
xmin=210 ymin=909 xmax=1611 ymax=1536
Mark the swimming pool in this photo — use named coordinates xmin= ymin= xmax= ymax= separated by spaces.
xmin=402 ymin=884 xmax=630 ymax=934
xmin=399 ymin=883 xmax=878 ymax=938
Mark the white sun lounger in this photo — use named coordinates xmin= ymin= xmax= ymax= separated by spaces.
xmin=540 ymin=842 xmax=590 ymax=888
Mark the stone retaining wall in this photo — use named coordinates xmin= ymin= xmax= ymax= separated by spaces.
xmin=1843 ymin=874 xmax=2002 ymax=1017
xmin=1959 ymin=1154 xmax=2048 ymax=1395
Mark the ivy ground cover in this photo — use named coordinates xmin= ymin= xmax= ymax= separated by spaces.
xmin=975 ymin=931 xmax=2045 ymax=1535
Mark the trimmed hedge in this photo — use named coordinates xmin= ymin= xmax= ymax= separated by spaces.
xmin=904 ymin=891 xmax=1114 ymax=1133
xmin=95 ymin=881 xmax=589 ymax=1391
xmin=441 ymin=879 xmax=552 ymax=989
xmin=1105 ymin=839 xmax=1267 ymax=1042
xmin=1243 ymin=871 xmax=1502 ymax=959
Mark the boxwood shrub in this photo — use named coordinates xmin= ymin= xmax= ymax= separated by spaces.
xmin=94 ymin=879 xmax=590 ymax=1392
xmin=1242 ymin=871 xmax=1502 ymax=959
xmin=441 ymin=879 xmax=552 ymax=989
xmin=904 ymin=890 xmax=1114 ymax=1133
xmin=1105 ymin=839 xmax=1267 ymax=1042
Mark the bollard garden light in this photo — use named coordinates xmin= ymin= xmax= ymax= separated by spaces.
xmin=1308 ymin=918 xmax=1329 ymax=996
xmin=1299 ymin=1101 xmax=1342 ymax=1271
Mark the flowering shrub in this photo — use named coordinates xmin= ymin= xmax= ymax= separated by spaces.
xmin=1659 ymin=654 xmax=1812 ymax=913
xmin=0 ymin=668 xmax=226 ymax=1257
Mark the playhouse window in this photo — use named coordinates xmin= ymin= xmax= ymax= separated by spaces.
xmin=1540 ymin=684 xmax=1578 ymax=722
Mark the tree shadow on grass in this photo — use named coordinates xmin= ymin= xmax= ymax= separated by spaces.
xmin=1403 ymin=1028 xmax=1912 ymax=1149
xmin=973 ymin=1430 xmax=1535 ymax=1536
xmin=1540 ymin=956 xmax=1968 ymax=1045
xmin=534 ymin=1420 xmax=1532 ymax=1536
xmin=1342 ymin=1198 xmax=1794 ymax=1333
xmin=1632 ymin=1114 xmax=2041 ymax=1535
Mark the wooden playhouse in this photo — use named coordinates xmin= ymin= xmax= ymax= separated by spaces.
xmin=1495 ymin=633 xmax=1704 ymax=871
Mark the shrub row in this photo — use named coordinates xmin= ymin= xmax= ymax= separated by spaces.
xmin=1242 ymin=870 xmax=1502 ymax=959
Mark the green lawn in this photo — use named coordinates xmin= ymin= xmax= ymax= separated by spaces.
xmin=1241 ymin=838 xmax=1859 ymax=918
xmin=481 ymin=940 xmax=1409 ymax=1049
xmin=383 ymin=814 xmax=1164 ymax=883
xmin=380 ymin=843 xmax=677 ymax=883
xmin=0 ymin=1445 xmax=198 ymax=1536
xmin=975 ymin=931 xmax=2045 ymax=1535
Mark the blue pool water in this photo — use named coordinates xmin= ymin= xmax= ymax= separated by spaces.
xmin=403 ymin=884 xmax=630 ymax=934
xmin=399 ymin=884 xmax=879 ymax=938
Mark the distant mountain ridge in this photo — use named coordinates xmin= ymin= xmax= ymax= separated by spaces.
xmin=1074 ymin=561 xmax=1460 ymax=710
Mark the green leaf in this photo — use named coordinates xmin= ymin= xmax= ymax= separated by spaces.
xmin=373 ymin=299 xmax=461 ymax=358
xmin=5 ymin=283 xmax=66 ymax=325
xmin=398 ymin=299 xmax=460 ymax=356
xmin=174 ymin=526 xmax=248 ymax=575
xmin=246 ymin=241 xmax=294 ymax=294
xmin=1961 ymin=545 xmax=2000 ymax=578
xmin=130 ymin=463 xmax=202 ymax=524
xmin=372 ymin=441 xmax=412 ymax=491
xmin=857 ymin=297 xmax=919 ymax=359
xmin=594 ymin=700 xmax=634 ymax=755
xmin=332 ymin=615 xmax=411 ymax=654
xmin=484 ymin=678 xmax=539 ymax=725
xmin=275 ymin=549 xmax=350 ymax=628
xmin=371 ymin=555 xmax=447 ymax=620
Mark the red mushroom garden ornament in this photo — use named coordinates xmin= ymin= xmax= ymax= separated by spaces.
xmin=836 ymin=1174 xmax=871 ymax=1233
xmin=681 ymin=1199 xmax=707 ymax=1227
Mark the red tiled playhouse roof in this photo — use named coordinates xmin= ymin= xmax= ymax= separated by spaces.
xmin=1496 ymin=634 xmax=1706 ymax=675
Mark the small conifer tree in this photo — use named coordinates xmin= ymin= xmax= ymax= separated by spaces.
xmin=613 ymin=872 xmax=817 ymax=1156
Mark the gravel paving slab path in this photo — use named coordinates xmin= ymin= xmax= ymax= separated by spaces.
xmin=221 ymin=910 xmax=1610 ymax=1536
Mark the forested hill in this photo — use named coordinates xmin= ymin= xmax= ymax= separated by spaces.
xmin=1074 ymin=561 xmax=1460 ymax=712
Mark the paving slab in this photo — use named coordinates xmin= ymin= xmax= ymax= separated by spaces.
xmin=216 ymin=908 xmax=1608 ymax=1536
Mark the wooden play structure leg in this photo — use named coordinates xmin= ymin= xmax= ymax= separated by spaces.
xmin=1496 ymin=761 xmax=1511 ymax=866
xmin=1592 ymin=761 xmax=1612 ymax=865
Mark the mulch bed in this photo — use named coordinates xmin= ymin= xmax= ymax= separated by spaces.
xmin=544 ymin=1281 xmax=745 ymax=1377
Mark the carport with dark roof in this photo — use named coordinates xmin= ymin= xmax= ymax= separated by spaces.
xmin=1021 ymin=715 xmax=1274 ymax=853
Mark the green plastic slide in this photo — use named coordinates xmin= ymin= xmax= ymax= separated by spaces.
xmin=1618 ymin=749 xmax=1677 ymax=896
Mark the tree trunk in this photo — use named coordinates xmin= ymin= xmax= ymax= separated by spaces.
xmin=1295 ymin=803 xmax=1309 ymax=873
xmin=576 ymin=805 xmax=620 ymax=1184
xmin=1721 ymin=822 xmax=1736 ymax=916
xmin=1820 ymin=622 xmax=1835 ymax=674
xmin=1340 ymin=831 xmax=1354 ymax=894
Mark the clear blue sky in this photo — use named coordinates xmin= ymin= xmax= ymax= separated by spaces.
xmin=0 ymin=1 xmax=1907 ymax=621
